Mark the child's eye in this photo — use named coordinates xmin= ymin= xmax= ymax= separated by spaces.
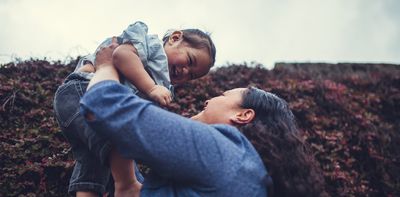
xmin=188 ymin=57 xmax=193 ymax=66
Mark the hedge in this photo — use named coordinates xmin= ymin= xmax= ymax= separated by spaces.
xmin=0 ymin=60 xmax=399 ymax=196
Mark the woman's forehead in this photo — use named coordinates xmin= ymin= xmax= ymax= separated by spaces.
xmin=225 ymin=88 xmax=247 ymax=94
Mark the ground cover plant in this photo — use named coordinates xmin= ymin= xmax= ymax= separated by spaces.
xmin=1 ymin=60 xmax=399 ymax=196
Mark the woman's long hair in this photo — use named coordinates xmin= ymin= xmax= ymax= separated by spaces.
xmin=240 ymin=87 xmax=327 ymax=197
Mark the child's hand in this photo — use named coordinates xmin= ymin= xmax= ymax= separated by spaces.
xmin=147 ymin=85 xmax=172 ymax=106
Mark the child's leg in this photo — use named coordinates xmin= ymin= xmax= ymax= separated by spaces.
xmin=54 ymin=77 xmax=111 ymax=196
xmin=110 ymin=148 xmax=142 ymax=197
xmin=76 ymin=191 xmax=98 ymax=197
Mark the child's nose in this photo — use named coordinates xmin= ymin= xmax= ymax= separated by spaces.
xmin=182 ymin=66 xmax=189 ymax=75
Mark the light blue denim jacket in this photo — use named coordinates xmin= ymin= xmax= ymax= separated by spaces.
xmin=80 ymin=81 xmax=271 ymax=197
xmin=74 ymin=21 xmax=172 ymax=94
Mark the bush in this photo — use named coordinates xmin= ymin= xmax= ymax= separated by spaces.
xmin=0 ymin=60 xmax=399 ymax=196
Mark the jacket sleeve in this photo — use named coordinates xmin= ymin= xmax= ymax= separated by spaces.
xmin=80 ymin=81 xmax=244 ymax=185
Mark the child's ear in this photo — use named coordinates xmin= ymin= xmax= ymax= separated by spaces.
xmin=169 ymin=31 xmax=183 ymax=43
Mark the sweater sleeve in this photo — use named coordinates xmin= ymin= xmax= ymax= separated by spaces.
xmin=80 ymin=81 xmax=244 ymax=186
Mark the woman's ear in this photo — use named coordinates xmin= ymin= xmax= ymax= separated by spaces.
xmin=168 ymin=31 xmax=183 ymax=44
xmin=230 ymin=109 xmax=255 ymax=125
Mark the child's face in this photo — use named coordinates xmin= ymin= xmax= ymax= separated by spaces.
xmin=164 ymin=34 xmax=212 ymax=85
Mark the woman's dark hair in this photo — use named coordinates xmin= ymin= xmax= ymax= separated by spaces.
xmin=162 ymin=29 xmax=216 ymax=67
xmin=239 ymin=87 xmax=327 ymax=197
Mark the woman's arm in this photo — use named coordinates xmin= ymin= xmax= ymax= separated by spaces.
xmin=76 ymin=63 xmax=96 ymax=73
xmin=86 ymin=38 xmax=120 ymax=90
xmin=84 ymin=42 xmax=243 ymax=186
xmin=81 ymin=81 xmax=243 ymax=186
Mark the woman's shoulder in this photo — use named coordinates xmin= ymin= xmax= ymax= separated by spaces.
xmin=211 ymin=124 xmax=266 ymax=164
xmin=208 ymin=124 xmax=261 ymax=160
xmin=209 ymin=124 xmax=268 ymax=195
xmin=211 ymin=124 xmax=248 ymax=145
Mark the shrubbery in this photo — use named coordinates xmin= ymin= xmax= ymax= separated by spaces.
xmin=1 ymin=60 xmax=399 ymax=196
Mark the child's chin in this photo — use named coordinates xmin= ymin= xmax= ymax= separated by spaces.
xmin=171 ymin=78 xmax=184 ymax=85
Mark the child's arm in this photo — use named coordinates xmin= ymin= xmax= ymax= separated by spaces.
xmin=112 ymin=44 xmax=172 ymax=106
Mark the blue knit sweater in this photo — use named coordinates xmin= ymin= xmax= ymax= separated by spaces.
xmin=80 ymin=81 xmax=270 ymax=197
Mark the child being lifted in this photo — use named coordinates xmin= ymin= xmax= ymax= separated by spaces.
xmin=53 ymin=21 xmax=216 ymax=196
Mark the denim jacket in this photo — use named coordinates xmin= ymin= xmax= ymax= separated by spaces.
xmin=74 ymin=21 xmax=172 ymax=94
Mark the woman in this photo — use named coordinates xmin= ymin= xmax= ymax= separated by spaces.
xmin=82 ymin=42 xmax=327 ymax=196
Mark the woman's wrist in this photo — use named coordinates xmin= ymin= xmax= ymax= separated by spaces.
xmin=89 ymin=37 xmax=120 ymax=90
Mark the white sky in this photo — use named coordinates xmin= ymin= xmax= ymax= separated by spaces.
xmin=1 ymin=0 xmax=399 ymax=68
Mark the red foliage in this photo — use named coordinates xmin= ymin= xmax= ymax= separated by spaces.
xmin=1 ymin=60 xmax=399 ymax=196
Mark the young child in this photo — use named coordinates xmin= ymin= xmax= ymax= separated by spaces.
xmin=53 ymin=21 xmax=216 ymax=197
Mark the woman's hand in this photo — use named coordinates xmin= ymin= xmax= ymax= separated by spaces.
xmin=87 ymin=37 xmax=120 ymax=90
xmin=76 ymin=63 xmax=96 ymax=73
xmin=95 ymin=37 xmax=119 ymax=69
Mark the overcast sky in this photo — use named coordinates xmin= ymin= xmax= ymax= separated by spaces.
xmin=1 ymin=0 xmax=399 ymax=68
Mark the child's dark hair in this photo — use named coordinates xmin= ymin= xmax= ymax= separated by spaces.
xmin=162 ymin=29 xmax=216 ymax=67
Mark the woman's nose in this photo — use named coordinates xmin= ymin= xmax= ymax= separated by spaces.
xmin=204 ymin=100 xmax=209 ymax=106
